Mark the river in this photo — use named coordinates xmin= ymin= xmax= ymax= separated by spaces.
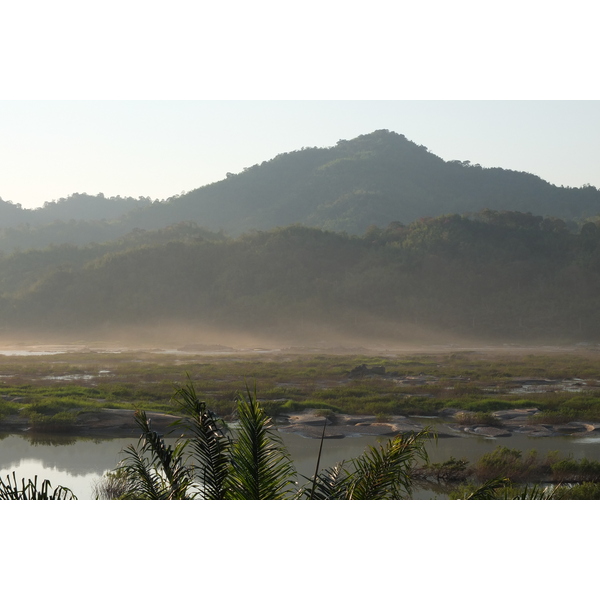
xmin=2 ymin=427 xmax=600 ymax=499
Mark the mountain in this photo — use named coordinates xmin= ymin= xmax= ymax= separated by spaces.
xmin=1 ymin=130 xmax=599 ymax=251
xmin=118 ymin=130 xmax=600 ymax=235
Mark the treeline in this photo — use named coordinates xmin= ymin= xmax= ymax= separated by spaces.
xmin=1 ymin=211 xmax=600 ymax=342
xmin=1 ymin=130 xmax=599 ymax=253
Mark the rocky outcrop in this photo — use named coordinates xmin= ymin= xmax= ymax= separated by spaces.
xmin=277 ymin=410 xmax=425 ymax=439
xmin=348 ymin=364 xmax=386 ymax=378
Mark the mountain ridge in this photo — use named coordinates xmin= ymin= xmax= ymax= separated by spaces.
xmin=1 ymin=130 xmax=598 ymax=249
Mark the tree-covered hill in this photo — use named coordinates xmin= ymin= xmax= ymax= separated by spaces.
xmin=1 ymin=130 xmax=599 ymax=252
xmin=3 ymin=212 xmax=600 ymax=343
xmin=119 ymin=130 xmax=600 ymax=235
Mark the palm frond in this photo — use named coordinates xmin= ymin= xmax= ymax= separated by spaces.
xmin=462 ymin=477 xmax=511 ymax=500
xmin=344 ymin=430 xmax=430 ymax=500
xmin=119 ymin=410 xmax=192 ymax=500
xmin=171 ymin=379 xmax=231 ymax=500
xmin=227 ymin=385 xmax=296 ymax=500
xmin=303 ymin=461 xmax=353 ymax=500
xmin=308 ymin=419 xmax=328 ymax=500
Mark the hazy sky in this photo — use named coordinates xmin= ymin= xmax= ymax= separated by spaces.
xmin=1 ymin=100 xmax=599 ymax=209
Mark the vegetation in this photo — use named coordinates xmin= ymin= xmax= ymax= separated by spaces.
xmin=417 ymin=445 xmax=600 ymax=499
xmin=0 ymin=130 xmax=600 ymax=342
xmin=3 ymin=130 xmax=598 ymax=246
xmin=2 ymin=365 xmax=600 ymax=500
xmin=2 ymin=211 xmax=600 ymax=341
xmin=0 ymin=471 xmax=76 ymax=500
xmin=96 ymin=381 xmax=429 ymax=500
xmin=3 ymin=349 xmax=600 ymax=431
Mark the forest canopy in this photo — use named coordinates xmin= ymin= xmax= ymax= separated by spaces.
xmin=1 ymin=213 xmax=600 ymax=343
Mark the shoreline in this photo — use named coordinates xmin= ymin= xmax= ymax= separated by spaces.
xmin=1 ymin=406 xmax=599 ymax=441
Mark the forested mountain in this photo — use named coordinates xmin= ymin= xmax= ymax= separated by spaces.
xmin=0 ymin=194 xmax=154 ymax=252
xmin=0 ymin=193 xmax=151 ymax=228
xmin=1 ymin=130 xmax=599 ymax=253
xmin=2 ymin=130 xmax=599 ymax=345
xmin=96 ymin=130 xmax=600 ymax=235
xmin=150 ymin=130 xmax=600 ymax=235
xmin=2 ymin=213 xmax=600 ymax=343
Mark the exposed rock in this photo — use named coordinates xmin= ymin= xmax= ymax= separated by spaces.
xmin=470 ymin=426 xmax=512 ymax=437
xmin=438 ymin=407 xmax=461 ymax=417
xmin=493 ymin=408 xmax=540 ymax=420
xmin=349 ymin=364 xmax=386 ymax=378
xmin=74 ymin=409 xmax=181 ymax=435
xmin=553 ymin=422 xmax=589 ymax=434
xmin=525 ymin=428 xmax=556 ymax=437
xmin=278 ymin=410 xmax=423 ymax=439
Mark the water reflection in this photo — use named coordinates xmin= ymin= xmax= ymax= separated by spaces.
xmin=3 ymin=429 xmax=600 ymax=500
xmin=0 ymin=435 xmax=134 ymax=500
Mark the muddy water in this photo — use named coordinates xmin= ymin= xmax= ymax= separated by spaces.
xmin=2 ymin=430 xmax=600 ymax=500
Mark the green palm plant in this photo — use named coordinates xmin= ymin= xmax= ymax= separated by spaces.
xmin=112 ymin=380 xmax=430 ymax=500
xmin=302 ymin=430 xmax=430 ymax=500
xmin=26 ymin=377 xmax=429 ymax=501
xmin=227 ymin=385 xmax=296 ymax=500
xmin=119 ymin=410 xmax=193 ymax=499
xmin=171 ymin=379 xmax=231 ymax=500
xmin=112 ymin=381 xmax=297 ymax=500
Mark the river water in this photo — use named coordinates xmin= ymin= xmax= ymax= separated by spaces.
xmin=2 ymin=428 xmax=600 ymax=499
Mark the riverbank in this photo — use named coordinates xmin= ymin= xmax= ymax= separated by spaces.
xmin=2 ymin=345 xmax=600 ymax=441
xmin=2 ymin=405 xmax=599 ymax=441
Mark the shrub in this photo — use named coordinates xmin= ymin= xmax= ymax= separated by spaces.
xmin=554 ymin=482 xmax=600 ymax=499
xmin=454 ymin=411 xmax=502 ymax=427
xmin=551 ymin=458 xmax=600 ymax=482
xmin=28 ymin=411 xmax=78 ymax=432
xmin=474 ymin=446 xmax=544 ymax=483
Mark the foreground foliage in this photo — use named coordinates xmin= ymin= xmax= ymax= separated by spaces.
xmin=99 ymin=381 xmax=429 ymax=500
xmin=0 ymin=472 xmax=76 ymax=500
xmin=4 ymin=374 xmax=600 ymax=500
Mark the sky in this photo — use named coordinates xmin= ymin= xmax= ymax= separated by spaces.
xmin=1 ymin=100 xmax=599 ymax=209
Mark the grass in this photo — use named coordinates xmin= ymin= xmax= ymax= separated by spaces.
xmin=1 ymin=348 xmax=600 ymax=428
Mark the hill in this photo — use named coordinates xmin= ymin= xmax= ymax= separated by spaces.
xmin=117 ymin=129 xmax=600 ymax=235
xmin=3 ymin=213 xmax=600 ymax=344
xmin=0 ymin=130 xmax=599 ymax=253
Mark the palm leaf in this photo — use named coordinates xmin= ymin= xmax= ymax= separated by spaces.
xmin=344 ymin=430 xmax=430 ymax=500
xmin=461 ymin=477 xmax=511 ymax=500
xmin=171 ymin=378 xmax=231 ymax=500
xmin=119 ymin=410 xmax=192 ymax=500
xmin=308 ymin=419 xmax=328 ymax=500
xmin=227 ymin=385 xmax=296 ymax=500
xmin=303 ymin=461 xmax=353 ymax=500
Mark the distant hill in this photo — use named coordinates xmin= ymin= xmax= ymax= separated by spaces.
xmin=3 ymin=214 xmax=600 ymax=343
xmin=0 ymin=193 xmax=151 ymax=227
xmin=1 ymin=130 xmax=599 ymax=251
